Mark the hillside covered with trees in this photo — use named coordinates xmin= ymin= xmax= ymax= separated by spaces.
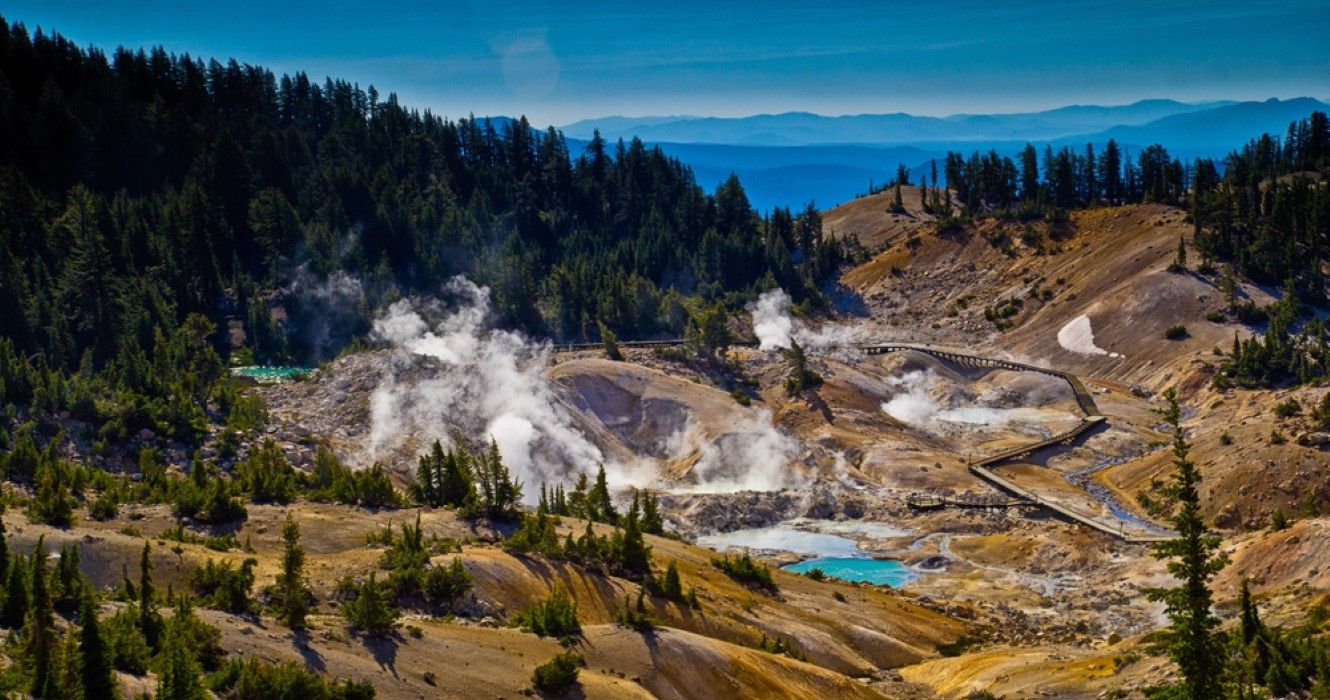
xmin=924 ymin=112 xmax=1330 ymax=388
xmin=0 ymin=18 xmax=845 ymax=363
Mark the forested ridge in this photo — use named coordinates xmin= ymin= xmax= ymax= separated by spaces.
xmin=0 ymin=17 xmax=845 ymax=361
xmin=0 ymin=18 xmax=847 ymax=444
xmin=927 ymin=111 xmax=1330 ymax=387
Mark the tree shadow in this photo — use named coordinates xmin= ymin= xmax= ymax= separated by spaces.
xmin=359 ymin=632 xmax=402 ymax=678
xmin=291 ymin=627 xmax=326 ymax=673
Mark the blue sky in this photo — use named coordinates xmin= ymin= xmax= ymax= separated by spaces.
xmin=3 ymin=0 xmax=1327 ymax=126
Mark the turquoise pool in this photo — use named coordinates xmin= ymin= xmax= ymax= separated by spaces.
xmin=784 ymin=556 xmax=917 ymax=588
xmin=231 ymin=366 xmax=312 ymax=382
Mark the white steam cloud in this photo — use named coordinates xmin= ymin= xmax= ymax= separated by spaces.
xmin=366 ymin=277 xmax=806 ymax=501
xmin=880 ymin=370 xmax=940 ymax=425
xmin=368 ymin=277 xmax=605 ymax=499
xmin=748 ymin=289 xmax=862 ymax=352
xmin=666 ymin=411 xmax=803 ymax=493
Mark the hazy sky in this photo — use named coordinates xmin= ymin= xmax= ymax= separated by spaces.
xmin=4 ymin=0 xmax=1327 ymax=126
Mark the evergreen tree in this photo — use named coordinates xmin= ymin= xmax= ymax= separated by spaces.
xmin=1 ymin=552 xmax=29 ymax=628
xmin=275 ymin=512 xmax=308 ymax=628
xmin=342 ymin=572 xmax=397 ymax=636
xmin=617 ymin=498 xmax=651 ymax=578
xmin=1019 ymin=143 xmax=1040 ymax=201
xmin=639 ymin=490 xmax=665 ymax=536
xmin=568 ymin=473 xmax=590 ymax=519
xmin=56 ymin=625 xmax=81 ymax=700
xmin=155 ymin=608 xmax=205 ymax=700
xmin=587 ymin=465 xmax=617 ymax=524
xmin=1238 ymin=578 xmax=1262 ymax=646
xmin=598 ymin=320 xmax=623 ymax=361
xmin=685 ymin=301 xmax=733 ymax=362
xmin=27 ymin=536 xmax=57 ymax=698
xmin=0 ymin=510 xmax=9 ymax=596
xmin=137 ymin=541 xmax=161 ymax=651
xmin=656 ymin=560 xmax=684 ymax=601
xmin=440 ymin=443 xmax=474 ymax=508
xmin=1144 ymin=388 xmax=1227 ymax=699
xmin=466 ymin=440 xmax=521 ymax=519
xmin=414 ymin=444 xmax=439 ymax=506
xmin=783 ymin=339 xmax=823 ymax=395
xmin=79 ymin=593 xmax=117 ymax=700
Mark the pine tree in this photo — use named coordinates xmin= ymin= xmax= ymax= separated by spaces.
xmin=275 ymin=512 xmax=308 ymax=628
xmin=137 ymin=541 xmax=161 ymax=651
xmin=598 ymin=320 xmax=623 ymax=361
xmin=1171 ymin=235 xmax=1188 ymax=272
xmin=568 ymin=474 xmax=590 ymax=519
xmin=414 ymin=447 xmax=439 ymax=506
xmin=440 ymin=443 xmax=474 ymax=508
xmin=617 ymin=498 xmax=651 ymax=577
xmin=1238 ymin=578 xmax=1262 ymax=646
xmin=1144 ymin=388 xmax=1227 ymax=699
xmin=783 ymin=339 xmax=822 ymax=395
xmin=57 ymin=625 xmax=81 ymax=700
xmin=2 ymin=552 xmax=29 ymax=628
xmin=640 ymin=490 xmax=665 ymax=536
xmin=155 ymin=607 xmax=205 ymax=700
xmin=0 ymin=509 xmax=10 ymax=595
xmin=342 ymin=572 xmax=397 ymax=636
xmin=588 ymin=465 xmax=617 ymax=524
xmin=28 ymin=536 xmax=57 ymax=698
xmin=657 ymin=560 xmax=684 ymax=600
xmin=79 ymin=593 xmax=117 ymax=700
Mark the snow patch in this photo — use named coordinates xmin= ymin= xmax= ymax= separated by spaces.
xmin=1057 ymin=314 xmax=1122 ymax=358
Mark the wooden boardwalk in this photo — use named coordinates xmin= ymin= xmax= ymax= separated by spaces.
xmin=861 ymin=343 xmax=1100 ymax=416
xmin=555 ymin=338 xmax=1170 ymax=542
xmin=906 ymin=493 xmax=1034 ymax=510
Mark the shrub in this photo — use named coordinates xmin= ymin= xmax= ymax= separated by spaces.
xmin=1269 ymin=430 xmax=1287 ymax=445
xmin=936 ymin=636 xmax=979 ymax=657
xmin=514 ymin=585 xmax=580 ymax=638
xmin=757 ymin=633 xmax=805 ymax=661
xmin=234 ymin=438 xmax=298 ymax=503
xmin=615 ymin=591 xmax=657 ymax=632
xmin=711 ymin=553 xmax=778 ymax=593
xmin=531 ymin=650 xmax=582 ymax=694
xmin=423 ymin=557 xmax=472 ymax=607
xmin=191 ymin=557 xmax=257 ymax=614
xmin=1233 ymin=302 xmax=1268 ymax=325
xmin=802 ymin=567 xmax=826 ymax=581
xmin=650 ymin=560 xmax=687 ymax=602
xmin=1163 ymin=325 xmax=1189 ymax=341
xmin=103 ymin=607 xmax=152 ymax=675
xmin=88 ymin=492 xmax=119 ymax=521
xmin=1269 ymin=508 xmax=1289 ymax=532
xmin=1273 ymin=398 xmax=1301 ymax=418
xmin=341 ymin=573 xmax=399 ymax=636
xmin=197 ymin=479 xmax=248 ymax=524
xmin=207 ymin=657 xmax=375 ymax=699
xmin=223 ymin=391 xmax=268 ymax=433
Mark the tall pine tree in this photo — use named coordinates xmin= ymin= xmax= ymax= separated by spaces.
xmin=1144 ymin=388 xmax=1227 ymax=699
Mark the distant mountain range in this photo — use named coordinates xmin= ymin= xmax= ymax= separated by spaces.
xmin=561 ymin=99 xmax=1244 ymax=146
xmin=554 ymin=98 xmax=1327 ymax=211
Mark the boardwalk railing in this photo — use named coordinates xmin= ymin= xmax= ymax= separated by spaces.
xmin=906 ymin=493 xmax=1034 ymax=510
xmin=861 ymin=344 xmax=1100 ymax=416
